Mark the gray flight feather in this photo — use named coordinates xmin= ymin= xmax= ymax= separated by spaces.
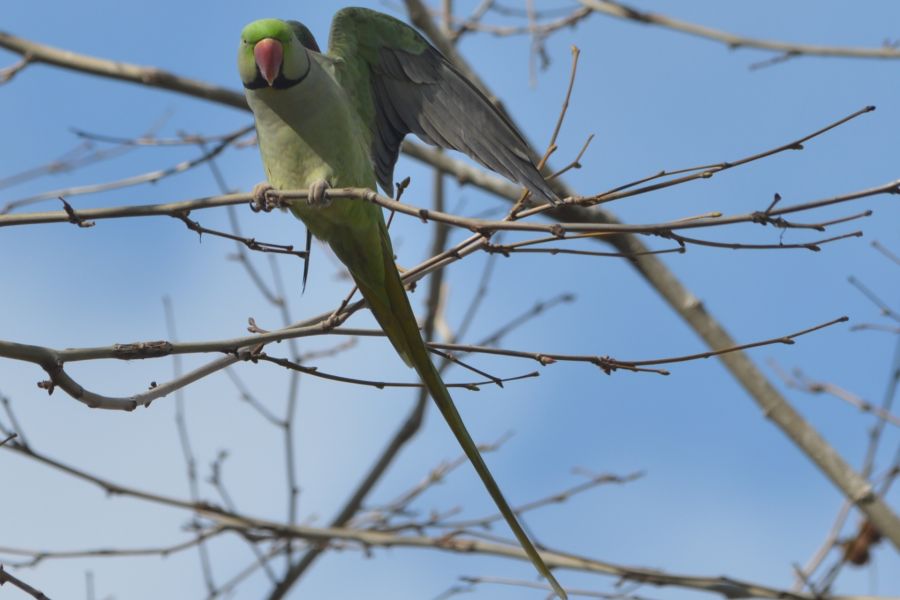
xmin=369 ymin=45 xmax=558 ymax=203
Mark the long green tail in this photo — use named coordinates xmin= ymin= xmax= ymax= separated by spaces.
xmin=344 ymin=222 xmax=567 ymax=599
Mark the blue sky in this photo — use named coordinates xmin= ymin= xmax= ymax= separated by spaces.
xmin=1 ymin=1 xmax=898 ymax=599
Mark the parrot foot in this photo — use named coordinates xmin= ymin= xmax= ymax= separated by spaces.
xmin=250 ymin=182 xmax=278 ymax=212
xmin=308 ymin=179 xmax=332 ymax=207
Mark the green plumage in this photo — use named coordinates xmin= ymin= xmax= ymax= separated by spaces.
xmin=239 ymin=9 xmax=564 ymax=598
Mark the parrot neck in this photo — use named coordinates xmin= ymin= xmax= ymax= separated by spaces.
xmin=245 ymin=54 xmax=372 ymax=191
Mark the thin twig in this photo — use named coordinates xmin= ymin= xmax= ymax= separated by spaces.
xmin=872 ymin=240 xmax=900 ymax=267
xmin=1 ymin=395 xmax=28 ymax=449
xmin=0 ymin=53 xmax=32 ymax=83
xmin=255 ymin=353 xmax=538 ymax=391
xmin=457 ymin=575 xmax=654 ymax=600
xmin=367 ymin=434 xmax=513 ymax=524
xmin=223 ymin=368 xmax=282 ymax=427
xmin=519 ymin=106 xmax=879 ymax=219
xmin=208 ymin=542 xmax=290 ymax=600
xmin=207 ymin=453 xmax=279 ymax=584
xmin=265 ymin=254 xmax=304 ymax=567
xmin=0 ymin=126 xmax=252 ymax=214
xmin=176 ymin=211 xmax=307 ymax=259
xmin=777 ymin=367 xmax=900 ymax=427
xmin=0 ymin=413 xmax=858 ymax=600
xmin=0 ymin=114 xmax=171 ymax=191
xmin=0 ymin=565 xmax=51 ymax=600
xmin=0 ymin=528 xmax=228 ymax=569
xmin=437 ymin=470 xmax=643 ymax=531
xmin=164 ymin=297 xmax=217 ymax=596
xmin=849 ymin=276 xmax=900 ymax=323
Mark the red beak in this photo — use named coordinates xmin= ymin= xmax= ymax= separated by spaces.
xmin=254 ymin=38 xmax=283 ymax=86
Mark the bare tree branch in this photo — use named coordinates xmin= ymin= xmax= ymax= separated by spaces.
xmin=0 ymin=437 xmax=879 ymax=600
xmin=0 ymin=528 xmax=228 ymax=569
xmin=436 ymin=316 xmax=849 ymax=375
xmin=775 ymin=366 xmax=900 ymax=428
xmin=0 ymin=566 xmax=52 ymax=600
xmin=578 ymin=0 xmax=900 ymax=61
xmin=0 ymin=31 xmax=246 ymax=108
xmin=455 ymin=575 xmax=653 ymax=600
xmin=0 ymin=126 xmax=252 ymax=214
xmin=2 ymin=178 xmax=891 ymax=241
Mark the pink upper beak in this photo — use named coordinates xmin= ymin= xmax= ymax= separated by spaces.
xmin=254 ymin=38 xmax=283 ymax=86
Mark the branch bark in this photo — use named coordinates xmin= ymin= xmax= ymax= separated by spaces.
xmin=0 ymin=438 xmax=881 ymax=600
xmin=579 ymin=0 xmax=900 ymax=60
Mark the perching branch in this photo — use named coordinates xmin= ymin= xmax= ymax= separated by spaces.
xmin=1 ymin=177 xmax=889 ymax=242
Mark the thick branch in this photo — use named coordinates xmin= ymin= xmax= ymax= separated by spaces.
xmin=579 ymin=0 xmax=900 ymax=60
xmin=0 ymin=566 xmax=51 ymax=600
xmin=0 ymin=31 xmax=246 ymax=109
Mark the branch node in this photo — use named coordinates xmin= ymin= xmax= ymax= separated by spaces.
xmin=395 ymin=176 xmax=412 ymax=201
xmin=247 ymin=317 xmax=270 ymax=335
xmin=113 ymin=340 xmax=174 ymax=360
xmin=59 ymin=196 xmax=95 ymax=228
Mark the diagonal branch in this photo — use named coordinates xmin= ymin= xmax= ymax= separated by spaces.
xmin=0 ymin=566 xmax=51 ymax=600
xmin=578 ymin=0 xmax=900 ymax=61
xmin=0 ymin=31 xmax=246 ymax=108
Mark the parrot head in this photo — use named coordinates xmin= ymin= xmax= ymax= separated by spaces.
xmin=239 ymin=19 xmax=320 ymax=90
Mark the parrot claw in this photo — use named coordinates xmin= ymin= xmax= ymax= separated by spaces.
xmin=250 ymin=182 xmax=278 ymax=212
xmin=308 ymin=179 xmax=332 ymax=207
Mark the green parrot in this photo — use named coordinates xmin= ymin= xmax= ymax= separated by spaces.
xmin=238 ymin=8 xmax=564 ymax=597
